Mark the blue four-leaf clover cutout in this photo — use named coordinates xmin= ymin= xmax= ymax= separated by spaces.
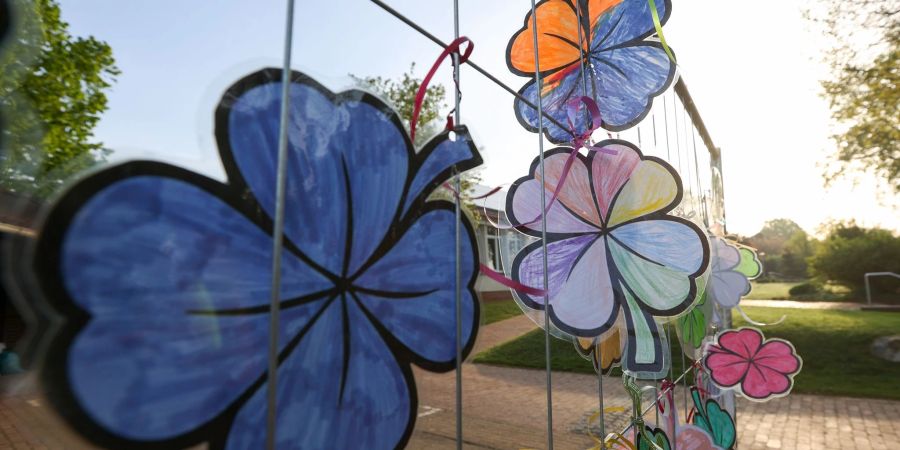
xmin=506 ymin=0 xmax=676 ymax=143
xmin=32 ymin=69 xmax=482 ymax=449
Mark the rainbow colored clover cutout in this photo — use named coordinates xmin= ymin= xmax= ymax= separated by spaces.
xmin=506 ymin=140 xmax=709 ymax=375
xmin=31 ymin=69 xmax=483 ymax=449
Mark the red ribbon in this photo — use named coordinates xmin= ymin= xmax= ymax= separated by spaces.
xmin=410 ymin=36 xmax=473 ymax=144
xmin=479 ymin=263 xmax=547 ymax=296
xmin=658 ymin=379 xmax=676 ymax=414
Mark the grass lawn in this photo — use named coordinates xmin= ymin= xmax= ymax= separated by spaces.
xmin=481 ymin=299 xmax=524 ymax=325
xmin=748 ymin=281 xmax=863 ymax=302
xmin=745 ymin=282 xmax=801 ymax=300
xmin=473 ymin=306 xmax=900 ymax=400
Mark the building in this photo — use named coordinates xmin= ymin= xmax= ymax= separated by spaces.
xmin=467 ymin=185 xmax=530 ymax=301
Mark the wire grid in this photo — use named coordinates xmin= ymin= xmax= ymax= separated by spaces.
xmin=261 ymin=0 xmax=731 ymax=447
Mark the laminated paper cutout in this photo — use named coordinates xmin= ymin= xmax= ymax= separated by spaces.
xmin=633 ymin=386 xmax=732 ymax=450
xmin=735 ymin=245 xmax=762 ymax=279
xmin=575 ymin=316 xmax=625 ymax=374
xmin=506 ymin=140 xmax=709 ymax=374
xmin=506 ymin=0 xmax=677 ymax=143
xmin=704 ymin=328 xmax=802 ymax=402
xmin=677 ymin=276 xmax=709 ymax=356
xmin=30 ymin=69 xmax=482 ymax=449
xmin=707 ymin=237 xmax=753 ymax=309
xmin=688 ymin=388 xmax=735 ymax=449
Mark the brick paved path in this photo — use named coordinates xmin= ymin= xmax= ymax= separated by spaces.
xmin=1 ymin=315 xmax=898 ymax=449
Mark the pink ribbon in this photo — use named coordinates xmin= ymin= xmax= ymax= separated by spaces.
xmin=499 ymin=96 xmax=617 ymax=231
xmin=410 ymin=36 xmax=473 ymax=144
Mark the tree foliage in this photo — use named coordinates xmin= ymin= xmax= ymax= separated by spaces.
xmin=743 ymin=219 xmax=815 ymax=280
xmin=351 ymin=63 xmax=448 ymax=148
xmin=809 ymin=221 xmax=900 ymax=290
xmin=0 ymin=0 xmax=119 ymax=197
xmin=745 ymin=218 xmax=804 ymax=256
xmin=808 ymin=0 xmax=900 ymax=191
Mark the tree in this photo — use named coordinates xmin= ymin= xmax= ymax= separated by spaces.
xmin=0 ymin=0 xmax=119 ymax=197
xmin=780 ymin=230 xmax=817 ymax=279
xmin=746 ymin=218 xmax=804 ymax=256
xmin=809 ymin=221 xmax=900 ymax=290
xmin=808 ymin=0 xmax=900 ymax=191
xmin=351 ymin=64 xmax=482 ymax=215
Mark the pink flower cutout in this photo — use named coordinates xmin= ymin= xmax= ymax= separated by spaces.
xmin=704 ymin=327 xmax=802 ymax=401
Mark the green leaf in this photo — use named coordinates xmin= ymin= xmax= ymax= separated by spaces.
xmin=636 ymin=426 xmax=671 ymax=450
xmin=735 ymin=247 xmax=762 ymax=279
xmin=691 ymin=389 xmax=736 ymax=449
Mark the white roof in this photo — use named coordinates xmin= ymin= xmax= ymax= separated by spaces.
xmin=468 ymin=184 xmax=507 ymax=213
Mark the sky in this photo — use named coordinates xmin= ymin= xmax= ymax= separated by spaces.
xmin=58 ymin=0 xmax=898 ymax=237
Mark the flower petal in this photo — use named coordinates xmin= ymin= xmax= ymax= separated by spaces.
xmin=547 ymin=238 xmax=618 ymax=335
xmin=606 ymin=235 xmax=695 ymax=314
xmin=352 ymin=207 xmax=478 ymax=365
xmin=610 ymin=219 xmax=707 ymax=273
xmin=607 ymin=158 xmax=680 ymax=227
xmin=514 ymin=68 xmax=594 ymax=144
xmin=589 ymin=0 xmax=671 ymax=50
xmin=754 ymin=340 xmax=801 ymax=374
xmin=38 ymin=170 xmax=336 ymax=442
xmin=717 ymin=328 xmax=763 ymax=360
xmin=589 ymin=43 xmax=675 ymax=131
xmin=223 ymin=72 xmax=409 ymax=276
xmin=590 ymin=142 xmax=641 ymax=222
xmin=711 ymin=237 xmax=741 ymax=272
xmin=402 ymin=127 xmax=481 ymax=216
xmin=511 ymin=234 xmax=601 ymax=309
xmin=507 ymin=176 xmax=601 ymax=236
xmin=66 ymin=304 xmax=322 ymax=441
xmin=55 ymin=172 xmax=333 ymax=317
xmin=705 ymin=350 xmax=749 ymax=388
xmin=506 ymin=0 xmax=583 ymax=75
xmin=735 ymin=247 xmax=763 ymax=279
xmin=742 ymin=362 xmax=792 ymax=400
xmin=354 ymin=290 xmax=475 ymax=367
xmin=225 ymin=299 xmax=412 ymax=449
xmin=537 ymin=151 xmax=602 ymax=226
xmin=708 ymin=270 xmax=749 ymax=309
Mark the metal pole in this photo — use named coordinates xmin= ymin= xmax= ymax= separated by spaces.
xmin=266 ymin=0 xmax=296 ymax=448
xmin=527 ymin=1 xmax=553 ymax=447
xmin=572 ymin=4 xmax=607 ymax=442
xmin=451 ymin=1 xmax=464 ymax=448
xmin=865 ymin=274 xmax=872 ymax=305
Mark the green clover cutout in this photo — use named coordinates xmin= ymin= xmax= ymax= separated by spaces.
xmin=678 ymin=281 xmax=708 ymax=350
xmin=691 ymin=388 xmax=736 ymax=449
xmin=636 ymin=425 xmax=671 ymax=450
xmin=735 ymin=247 xmax=762 ymax=280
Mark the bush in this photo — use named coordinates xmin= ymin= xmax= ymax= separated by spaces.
xmin=809 ymin=223 xmax=900 ymax=290
xmin=789 ymin=282 xmax=820 ymax=296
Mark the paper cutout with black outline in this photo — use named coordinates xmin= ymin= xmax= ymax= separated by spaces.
xmin=704 ymin=327 xmax=802 ymax=402
xmin=29 ymin=68 xmax=483 ymax=449
xmin=506 ymin=0 xmax=677 ymax=143
xmin=505 ymin=140 xmax=709 ymax=375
